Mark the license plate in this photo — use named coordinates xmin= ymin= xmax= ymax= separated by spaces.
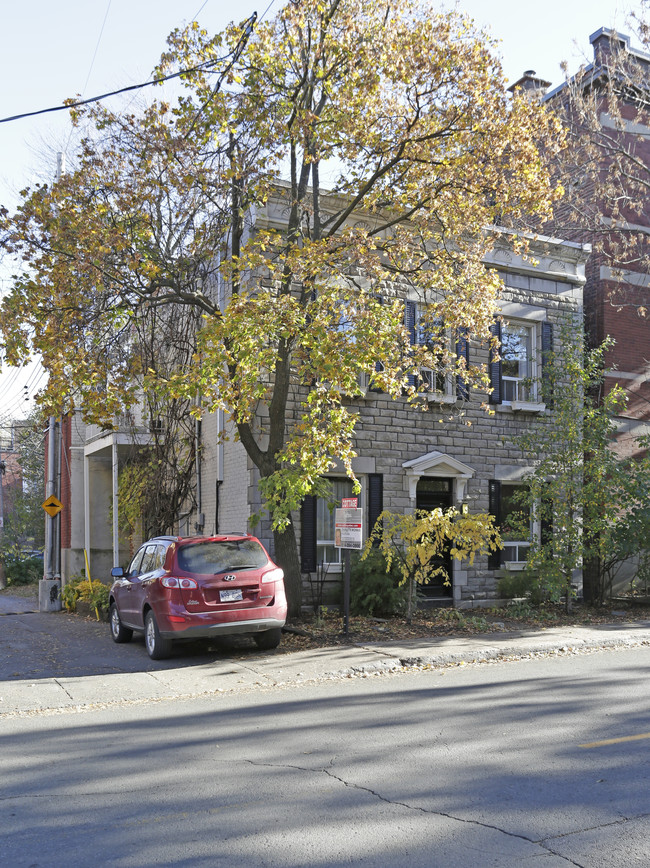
xmin=220 ymin=588 xmax=243 ymax=602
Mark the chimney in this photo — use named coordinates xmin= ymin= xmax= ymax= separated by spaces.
xmin=590 ymin=27 xmax=630 ymax=65
xmin=508 ymin=70 xmax=551 ymax=100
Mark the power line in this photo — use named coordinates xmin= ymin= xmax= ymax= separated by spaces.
xmin=64 ymin=1 xmax=113 ymax=155
xmin=0 ymin=12 xmax=257 ymax=126
xmin=83 ymin=1 xmax=113 ymax=97
xmin=0 ymin=364 xmax=25 ymax=401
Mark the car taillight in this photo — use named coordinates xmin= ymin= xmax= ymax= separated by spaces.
xmin=161 ymin=576 xmax=198 ymax=589
xmin=261 ymin=567 xmax=284 ymax=584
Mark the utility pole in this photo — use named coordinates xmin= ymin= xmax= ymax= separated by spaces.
xmin=39 ymin=152 xmax=65 ymax=612
xmin=40 ymin=417 xmax=62 ymax=611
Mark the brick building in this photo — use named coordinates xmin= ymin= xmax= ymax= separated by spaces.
xmin=504 ymin=27 xmax=650 ymax=599
xmin=544 ymin=28 xmax=650 ymax=459
xmin=0 ymin=425 xmax=23 ymax=528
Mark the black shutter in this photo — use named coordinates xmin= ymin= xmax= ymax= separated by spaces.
xmin=367 ymin=473 xmax=383 ymax=542
xmin=541 ymin=321 xmax=553 ymax=409
xmin=300 ymin=495 xmax=317 ymax=572
xmin=541 ymin=490 xmax=553 ymax=547
xmin=489 ymin=319 xmax=502 ymax=405
xmin=369 ymin=296 xmax=384 ymax=393
xmin=488 ymin=479 xmax=502 ymax=570
xmin=456 ymin=327 xmax=470 ymax=401
xmin=405 ymin=300 xmax=417 ymax=388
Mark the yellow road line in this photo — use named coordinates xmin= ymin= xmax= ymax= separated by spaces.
xmin=580 ymin=732 xmax=650 ymax=748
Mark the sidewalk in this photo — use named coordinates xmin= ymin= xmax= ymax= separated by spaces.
xmin=2 ymin=592 xmax=650 ymax=716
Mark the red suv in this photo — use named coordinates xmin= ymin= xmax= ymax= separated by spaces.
xmin=108 ymin=534 xmax=287 ymax=659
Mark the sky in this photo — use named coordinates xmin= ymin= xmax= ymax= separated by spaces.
xmin=0 ymin=0 xmax=643 ymax=424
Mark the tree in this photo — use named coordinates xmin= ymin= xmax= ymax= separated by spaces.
xmin=0 ymin=415 xmax=46 ymax=587
xmin=510 ymin=324 xmax=650 ymax=609
xmin=551 ymin=16 xmax=650 ymax=315
xmin=363 ymin=507 xmax=500 ymax=622
xmin=0 ymin=0 xmax=564 ymax=615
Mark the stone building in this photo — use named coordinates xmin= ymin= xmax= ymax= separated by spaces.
xmin=57 ymin=212 xmax=589 ymax=610
xmin=293 ymin=236 xmax=589 ymax=608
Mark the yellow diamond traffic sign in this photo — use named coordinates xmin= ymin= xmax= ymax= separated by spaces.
xmin=42 ymin=495 xmax=63 ymax=517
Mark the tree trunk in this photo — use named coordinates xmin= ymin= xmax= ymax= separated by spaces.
xmin=565 ymin=573 xmax=573 ymax=614
xmin=406 ymin=575 xmax=414 ymax=624
xmin=582 ymin=556 xmax=601 ymax=606
xmin=273 ymin=517 xmax=302 ymax=619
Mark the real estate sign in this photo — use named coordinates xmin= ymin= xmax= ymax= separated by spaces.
xmin=334 ymin=504 xmax=363 ymax=550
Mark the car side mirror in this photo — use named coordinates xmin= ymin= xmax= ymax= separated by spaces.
xmin=111 ymin=567 xmax=125 ymax=578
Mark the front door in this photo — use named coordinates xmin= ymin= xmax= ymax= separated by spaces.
xmin=416 ymin=477 xmax=453 ymax=599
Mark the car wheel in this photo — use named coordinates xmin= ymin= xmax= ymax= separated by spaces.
xmin=109 ymin=603 xmax=133 ymax=643
xmin=253 ymin=627 xmax=283 ymax=651
xmin=144 ymin=610 xmax=172 ymax=660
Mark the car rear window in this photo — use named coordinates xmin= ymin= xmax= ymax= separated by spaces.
xmin=177 ymin=539 xmax=269 ymax=574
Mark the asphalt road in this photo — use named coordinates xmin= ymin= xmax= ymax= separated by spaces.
xmin=2 ymin=640 xmax=650 ymax=867
xmin=0 ymin=598 xmax=273 ymax=680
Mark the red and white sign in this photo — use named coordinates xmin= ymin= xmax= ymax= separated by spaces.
xmin=341 ymin=497 xmax=358 ymax=509
xmin=334 ymin=505 xmax=363 ymax=550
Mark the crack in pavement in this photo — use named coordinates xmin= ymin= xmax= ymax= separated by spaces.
xmin=231 ymin=661 xmax=279 ymax=684
xmin=243 ymin=759 xmax=593 ymax=866
xmin=52 ymin=678 xmax=75 ymax=701
xmin=539 ymin=810 xmax=650 ymax=843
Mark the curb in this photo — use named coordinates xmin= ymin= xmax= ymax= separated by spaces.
xmin=331 ymin=635 xmax=650 ymax=678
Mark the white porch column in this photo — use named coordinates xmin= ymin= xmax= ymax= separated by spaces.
xmin=112 ymin=439 xmax=119 ymax=568
xmin=84 ymin=454 xmax=91 ymax=578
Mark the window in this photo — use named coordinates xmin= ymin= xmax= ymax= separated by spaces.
xmin=489 ymin=319 xmax=552 ymax=410
xmin=488 ymin=479 xmax=537 ymax=571
xmin=139 ymin=545 xmax=161 ymax=575
xmin=316 ymin=478 xmax=355 ymax=566
xmin=127 ymin=549 xmax=146 ymax=578
xmin=177 ymin=539 xmax=268 ymax=573
xmin=300 ymin=474 xmax=384 ymax=573
xmin=330 ymin=301 xmax=371 ymax=397
xmin=501 ymin=322 xmax=533 ymax=402
xmin=500 ymin=484 xmax=532 ymax=566
xmin=405 ymin=301 xmax=466 ymax=402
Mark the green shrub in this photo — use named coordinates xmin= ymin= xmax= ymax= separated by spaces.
xmin=350 ymin=549 xmax=408 ymax=616
xmin=6 ymin=555 xmax=42 ymax=586
xmin=437 ymin=608 xmax=466 ymax=624
xmin=62 ymin=575 xmax=110 ymax=614
xmin=498 ymin=570 xmax=551 ymax=605
xmin=464 ymin=614 xmax=490 ymax=631
xmin=504 ymin=599 xmax=535 ymax=619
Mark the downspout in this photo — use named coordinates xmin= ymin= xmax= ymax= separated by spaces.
xmin=54 ymin=417 xmax=62 ymax=578
xmin=112 ymin=440 xmax=119 ymax=567
xmin=215 ymin=408 xmax=224 ymax=534
xmin=195 ymin=408 xmax=204 ymax=534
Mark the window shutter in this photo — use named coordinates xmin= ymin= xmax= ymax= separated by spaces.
xmin=300 ymin=495 xmax=317 ymax=572
xmin=541 ymin=321 xmax=553 ymax=409
xmin=489 ymin=319 xmax=502 ymax=405
xmin=488 ymin=479 xmax=502 ymax=570
xmin=367 ymin=473 xmax=383 ymax=542
xmin=405 ymin=300 xmax=417 ymax=388
xmin=541 ymin=490 xmax=553 ymax=547
xmin=456 ymin=327 xmax=470 ymax=401
xmin=369 ymin=296 xmax=384 ymax=393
